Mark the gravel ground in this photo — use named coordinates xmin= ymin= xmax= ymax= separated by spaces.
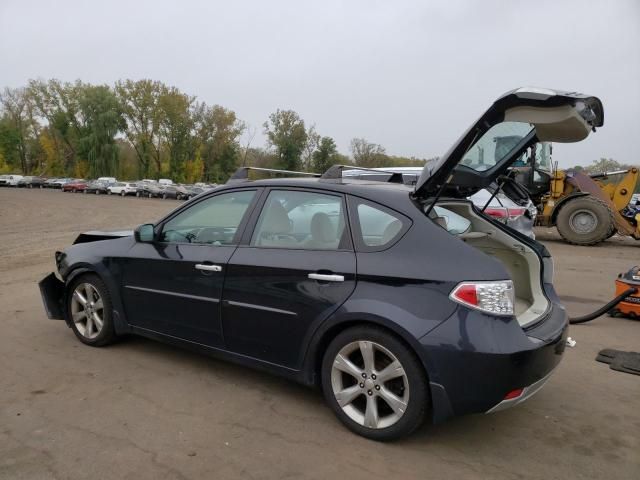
xmin=0 ymin=188 xmax=638 ymax=480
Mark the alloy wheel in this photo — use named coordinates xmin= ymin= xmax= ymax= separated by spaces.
xmin=330 ymin=341 xmax=409 ymax=429
xmin=70 ymin=283 xmax=105 ymax=339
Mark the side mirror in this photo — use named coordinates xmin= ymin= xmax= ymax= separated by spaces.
xmin=135 ymin=224 xmax=156 ymax=242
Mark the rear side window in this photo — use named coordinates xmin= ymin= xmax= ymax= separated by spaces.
xmin=350 ymin=198 xmax=410 ymax=251
xmin=251 ymin=190 xmax=350 ymax=250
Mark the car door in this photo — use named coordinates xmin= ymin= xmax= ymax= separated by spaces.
xmin=221 ymin=188 xmax=357 ymax=368
xmin=122 ymin=189 xmax=260 ymax=347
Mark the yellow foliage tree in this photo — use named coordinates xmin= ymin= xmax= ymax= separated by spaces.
xmin=74 ymin=160 xmax=89 ymax=179
xmin=0 ymin=150 xmax=11 ymax=173
xmin=39 ymin=130 xmax=65 ymax=175
xmin=183 ymin=150 xmax=204 ymax=183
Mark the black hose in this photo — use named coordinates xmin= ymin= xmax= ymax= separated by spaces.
xmin=569 ymin=287 xmax=638 ymax=324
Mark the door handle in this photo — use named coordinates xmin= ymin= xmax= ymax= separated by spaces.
xmin=308 ymin=273 xmax=344 ymax=282
xmin=195 ymin=264 xmax=222 ymax=272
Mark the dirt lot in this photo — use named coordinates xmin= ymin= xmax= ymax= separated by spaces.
xmin=1 ymin=188 xmax=638 ymax=480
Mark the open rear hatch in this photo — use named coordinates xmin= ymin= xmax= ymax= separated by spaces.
xmin=414 ymin=87 xmax=603 ymax=200
xmin=416 ymin=87 xmax=604 ymax=327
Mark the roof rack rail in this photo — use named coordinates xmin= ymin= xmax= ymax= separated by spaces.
xmin=227 ymin=167 xmax=321 ymax=183
xmin=320 ymin=165 xmax=405 ymax=184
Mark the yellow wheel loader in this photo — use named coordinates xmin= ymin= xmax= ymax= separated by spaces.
xmin=508 ymin=142 xmax=640 ymax=246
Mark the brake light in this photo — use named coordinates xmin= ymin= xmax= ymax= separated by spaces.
xmin=450 ymin=281 xmax=515 ymax=316
xmin=484 ymin=207 xmax=526 ymax=222
xmin=507 ymin=207 xmax=526 ymax=219
xmin=484 ymin=207 xmax=508 ymax=220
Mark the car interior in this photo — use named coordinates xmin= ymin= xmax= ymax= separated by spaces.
xmin=432 ymin=202 xmax=550 ymax=327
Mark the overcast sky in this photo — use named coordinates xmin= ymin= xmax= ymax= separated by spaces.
xmin=1 ymin=0 xmax=639 ymax=167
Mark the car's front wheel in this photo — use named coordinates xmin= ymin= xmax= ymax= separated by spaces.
xmin=321 ymin=326 xmax=429 ymax=441
xmin=66 ymin=274 xmax=117 ymax=347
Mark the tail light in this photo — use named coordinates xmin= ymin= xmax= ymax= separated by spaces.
xmin=450 ymin=281 xmax=515 ymax=316
xmin=484 ymin=207 xmax=526 ymax=222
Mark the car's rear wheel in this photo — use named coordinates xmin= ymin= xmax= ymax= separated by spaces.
xmin=95 ymin=190 xmax=100 ymax=195
xmin=120 ymin=190 xmax=125 ymax=197
xmin=67 ymin=274 xmax=117 ymax=347
xmin=321 ymin=326 xmax=429 ymax=441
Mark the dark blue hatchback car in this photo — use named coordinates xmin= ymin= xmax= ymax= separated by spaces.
xmin=40 ymin=88 xmax=603 ymax=440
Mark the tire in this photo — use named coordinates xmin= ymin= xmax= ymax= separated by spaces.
xmin=108 ymin=190 xmax=112 ymax=195
xmin=136 ymin=191 xmax=140 ymax=197
xmin=321 ymin=326 xmax=429 ymax=441
xmin=555 ymin=196 xmax=614 ymax=246
xmin=120 ymin=190 xmax=125 ymax=197
xmin=66 ymin=274 xmax=117 ymax=347
xmin=95 ymin=190 xmax=100 ymax=195
xmin=162 ymin=193 xmax=167 ymax=200
xmin=148 ymin=193 xmax=152 ymax=198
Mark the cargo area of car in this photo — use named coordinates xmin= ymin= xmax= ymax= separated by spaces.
xmin=436 ymin=201 xmax=550 ymax=327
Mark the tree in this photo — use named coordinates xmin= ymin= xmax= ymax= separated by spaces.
xmin=27 ymin=79 xmax=85 ymax=173
xmin=584 ymin=157 xmax=623 ymax=175
xmin=77 ymin=84 xmax=125 ymax=177
xmin=350 ymin=137 xmax=388 ymax=167
xmin=158 ymin=87 xmax=194 ymax=181
xmin=264 ymin=109 xmax=307 ymax=171
xmin=311 ymin=136 xmax=341 ymax=173
xmin=302 ymin=124 xmax=320 ymax=171
xmin=0 ymin=115 xmax=22 ymax=172
xmin=193 ymin=103 xmax=244 ymax=182
xmin=0 ymin=87 xmax=36 ymax=173
xmin=115 ymin=79 xmax=166 ymax=178
xmin=243 ymin=147 xmax=278 ymax=169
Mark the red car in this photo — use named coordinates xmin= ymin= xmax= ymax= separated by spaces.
xmin=62 ymin=180 xmax=88 ymax=193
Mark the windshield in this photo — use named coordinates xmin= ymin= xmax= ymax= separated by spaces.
xmin=459 ymin=122 xmax=534 ymax=172
xmin=535 ymin=142 xmax=552 ymax=171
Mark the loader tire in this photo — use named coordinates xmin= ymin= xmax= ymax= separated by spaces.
xmin=556 ymin=196 xmax=614 ymax=246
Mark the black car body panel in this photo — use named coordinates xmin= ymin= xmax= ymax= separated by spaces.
xmin=73 ymin=230 xmax=133 ymax=244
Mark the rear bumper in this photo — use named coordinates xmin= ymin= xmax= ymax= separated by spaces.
xmin=485 ymin=369 xmax=554 ymax=413
xmin=420 ymin=297 xmax=568 ymax=422
xmin=39 ymin=273 xmax=65 ymax=320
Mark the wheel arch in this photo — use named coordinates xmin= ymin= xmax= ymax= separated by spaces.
xmin=299 ymin=315 xmax=455 ymax=425
xmin=62 ymin=264 xmax=130 ymax=334
xmin=301 ymin=314 xmax=431 ymax=389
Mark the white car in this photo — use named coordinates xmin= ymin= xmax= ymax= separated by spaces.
xmin=107 ymin=182 xmax=138 ymax=196
xmin=97 ymin=176 xmax=117 ymax=184
xmin=158 ymin=178 xmax=173 ymax=186
xmin=0 ymin=174 xmax=24 ymax=186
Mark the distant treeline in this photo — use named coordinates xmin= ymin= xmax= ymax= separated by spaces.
xmin=0 ymin=79 xmax=434 ymax=182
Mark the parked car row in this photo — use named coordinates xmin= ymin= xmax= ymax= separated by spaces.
xmin=0 ymin=175 xmax=217 ymax=200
